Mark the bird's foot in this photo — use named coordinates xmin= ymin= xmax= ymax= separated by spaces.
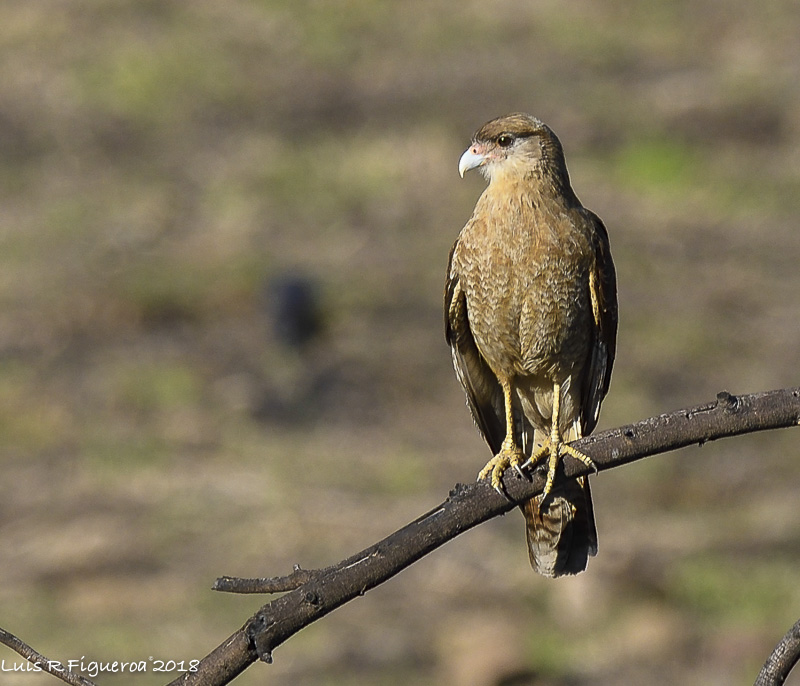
xmin=477 ymin=441 xmax=526 ymax=498
xmin=561 ymin=444 xmax=598 ymax=473
xmin=522 ymin=440 xmax=597 ymax=501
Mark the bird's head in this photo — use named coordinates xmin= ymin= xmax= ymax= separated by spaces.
xmin=458 ymin=113 xmax=567 ymax=184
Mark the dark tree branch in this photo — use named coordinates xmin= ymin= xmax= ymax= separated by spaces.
xmin=159 ymin=387 xmax=800 ymax=686
xmin=755 ymin=618 xmax=800 ymax=686
xmin=213 ymin=565 xmax=319 ymax=594
xmin=0 ymin=627 xmax=100 ymax=686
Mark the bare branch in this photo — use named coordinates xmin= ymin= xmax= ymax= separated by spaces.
xmin=213 ymin=565 xmax=320 ymax=594
xmin=0 ymin=627 xmax=99 ymax=686
xmin=162 ymin=387 xmax=800 ymax=686
xmin=755 ymin=618 xmax=800 ymax=686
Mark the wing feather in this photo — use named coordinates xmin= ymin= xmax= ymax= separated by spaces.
xmin=444 ymin=242 xmax=506 ymax=454
xmin=579 ymin=210 xmax=618 ymax=435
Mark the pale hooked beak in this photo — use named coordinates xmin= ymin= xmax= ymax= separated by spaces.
xmin=458 ymin=146 xmax=486 ymax=178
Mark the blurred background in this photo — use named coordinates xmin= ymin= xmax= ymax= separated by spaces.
xmin=1 ymin=1 xmax=800 ymax=684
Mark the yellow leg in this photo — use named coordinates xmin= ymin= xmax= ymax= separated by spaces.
xmin=524 ymin=382 xmax=597 ymax=499
xmin=477 ymin=380 xmax=525 ymax=496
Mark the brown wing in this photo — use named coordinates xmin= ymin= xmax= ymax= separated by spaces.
xmin=579 ymin=209 xmax=618 ymax=436
xmin=444 ymin=241 xmax=506 ymax=454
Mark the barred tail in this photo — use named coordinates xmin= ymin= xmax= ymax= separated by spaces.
xmin=521 ymin=427 xmax=597 ymax=577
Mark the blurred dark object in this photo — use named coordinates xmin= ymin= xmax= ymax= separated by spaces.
xmin=266 ymin=273 xmax=324 ymax=351
xmin=255 ymin=272 xmax=383 ymax=426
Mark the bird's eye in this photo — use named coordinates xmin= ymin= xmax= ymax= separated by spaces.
xmin=497 ymin=134 xmax=514 ymax=148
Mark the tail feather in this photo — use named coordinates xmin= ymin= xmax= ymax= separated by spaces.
xmin=522 ymin=478 xmax=597 ymax=577
xmin=521 ymin=426 xmax=597 ymax=577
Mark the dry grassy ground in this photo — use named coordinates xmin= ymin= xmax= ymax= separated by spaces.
xmin=1 ymin=1 xmax=800 ymax=684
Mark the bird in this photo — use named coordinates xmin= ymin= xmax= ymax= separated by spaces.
xmin=444 ymin=113 xmax=617 ymax=577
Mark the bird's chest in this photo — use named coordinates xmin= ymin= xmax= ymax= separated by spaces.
xmin=454 ymin=218 xmax=593 ymax=378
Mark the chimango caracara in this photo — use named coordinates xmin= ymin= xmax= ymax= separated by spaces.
xmin=445 ymin=113 xmax=617 ymax=577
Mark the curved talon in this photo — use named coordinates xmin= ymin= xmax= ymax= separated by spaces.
xmin=477 ymin=448 xmax=525 ymax=500
xmin=519 ymin=442 xmax=550 ymax=473
xmin=489 ymin=459 xmax=509 ymax=492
